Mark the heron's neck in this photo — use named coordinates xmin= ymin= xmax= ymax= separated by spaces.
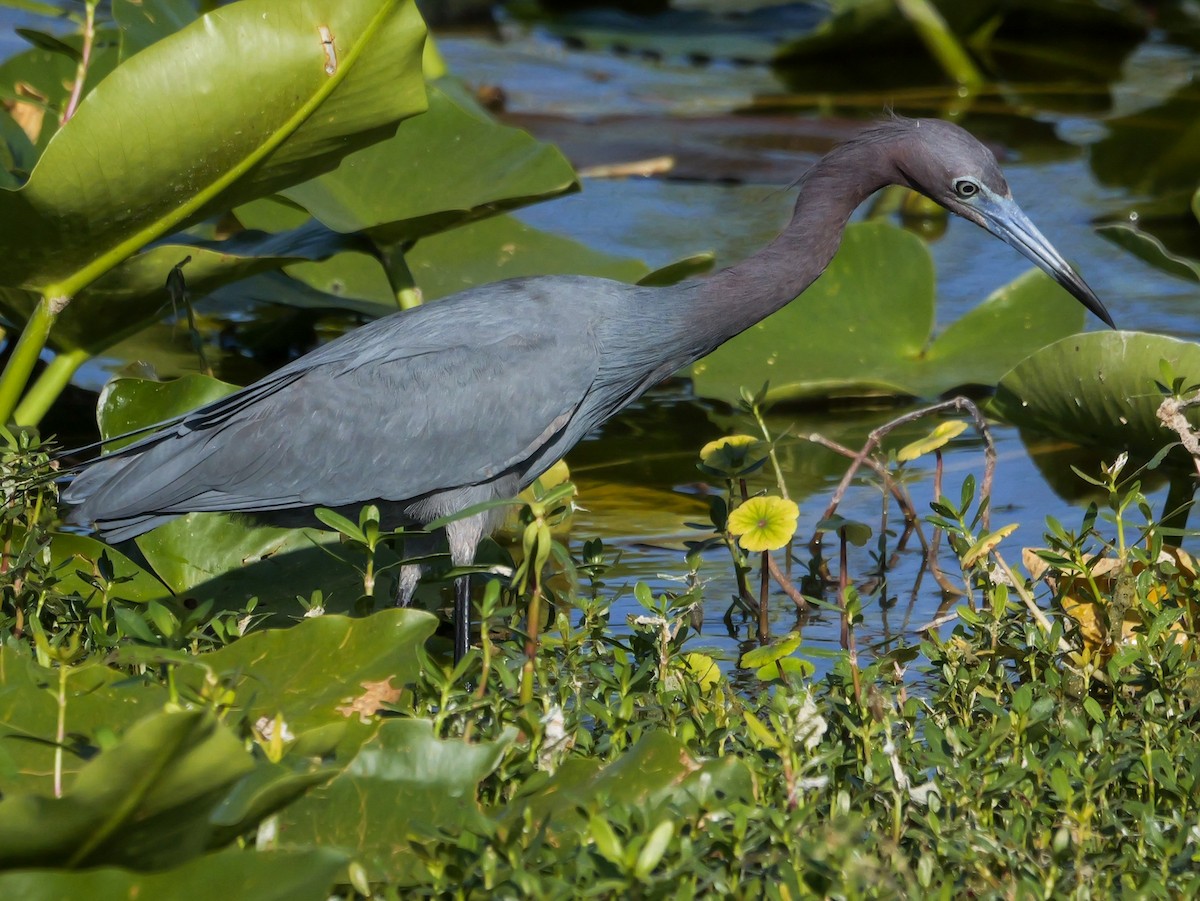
xmin=689 ymin=137 xmax=896 ymax=351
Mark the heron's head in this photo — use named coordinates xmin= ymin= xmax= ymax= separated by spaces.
xmin=886 ymin=117 xmax=1113 ymax=328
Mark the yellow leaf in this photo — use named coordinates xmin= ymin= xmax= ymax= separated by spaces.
xmin=682 ymin=652 xmax=722 ymax=692
xmin=896 ymin=420 xmax=969 ymax=462
xmin=700 ymin=434 xmax=759 ymax=463
xmin=961 ymin=523 xmax=1018 ymax=567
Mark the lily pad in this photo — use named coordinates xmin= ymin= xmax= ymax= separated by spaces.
xmin=406 ymin=212 xmax=650 ymax=301
xmin=274 ymin=78 xmax=578 ymax=243
xmin=990 ymin=330 xmax=1200 ymax=469
xmin=47 ymin=531 xmax=170 ymax=603
xmin=691 ymin=221 xmax=1086 ymax=405
xmin=188 ymin=608 xmax=437 ymax=735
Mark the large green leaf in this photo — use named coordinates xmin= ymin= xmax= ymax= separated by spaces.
xmin=47 ymin=531 xmax=170 ymax=603
xmin=0 ymin=648 xmax=169 ymax=795
xmin=691 ymin=221 xmax=1086 ymax=404
xmin=0 ymin=848 xmax=346 ymax=901
xmin=0 ymin=710 xmax=252 ymax=870
xmin=190 ymin=608 xmax=437 ymax=734
xmin=276 ymin=718 xmax=516 ymax=884
xmin=407 ymin=212 xmax=649 ymax=301
xmin=991 ymin=330 xmax=1200 ymax=468
xmin=275 ymin=78 xmax=578 ymax=242
xmin=0 ymin=0 xmax=428 ymax=298
xmin=97 ymin=373 xmax=241 ymax=448
xmin=1097 ymin=223 xmax=1200 ymax=283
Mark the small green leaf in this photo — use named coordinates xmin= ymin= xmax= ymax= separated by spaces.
xmin=634 ymin=819 xmax=673 ymax=879
xmin=314 ymin=508 xmax=367 ymax=544
xmin=589 ymin=815 xmax=624 ymax=863
xmin=741 ymin=633 xmax=802 ymax=669
xmin=741 ymin=711 xmax=781 ymax=750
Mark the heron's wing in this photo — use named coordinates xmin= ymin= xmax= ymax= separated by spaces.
xmin=71 ymin=300 xmax=602 ymax=521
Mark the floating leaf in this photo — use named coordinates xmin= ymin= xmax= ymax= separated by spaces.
xmin=754 ymin=656 xmax=815 ymax=683
xmin=190 ymin=609 xmax=436 ymax=735
xmin=47 ymin=531 xmax=169 ymax=604
xmin=405 ymin=212 xmax=649 ymax=302
xmin=816 ymin=514 xmax=873 ymax=547
xmin=991 ymin=330 xmax=1200 ymax=469
xmin=740 ymin=632 xmax=803 ymax=669
xmin=272 ymin=78 xmax=577 ymax=243
xmin=1097 ymin=223 xmax=1200 ymax=283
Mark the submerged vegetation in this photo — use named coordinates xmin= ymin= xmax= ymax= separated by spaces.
xmin=2 ymin=0 xmax=1200 ymax=897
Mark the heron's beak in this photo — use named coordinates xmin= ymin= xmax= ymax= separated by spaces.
xmin=975 ymin=194 xmax=1115 ymax=329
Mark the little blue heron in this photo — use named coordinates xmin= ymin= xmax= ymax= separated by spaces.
xmin=64 ymin=116 xmax=1113 ymax=661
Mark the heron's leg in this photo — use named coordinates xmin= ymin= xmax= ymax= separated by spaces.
xmin=453 ymin=575 xmax=471 ymax=663
xmin=445 ymin=515 xmax=485 ymax=664
xmin=396 ymin=563 xmax=422 ymax=607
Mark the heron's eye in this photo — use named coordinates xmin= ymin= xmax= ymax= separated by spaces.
xmin=954 ymin=179 xmax=979 ymax=199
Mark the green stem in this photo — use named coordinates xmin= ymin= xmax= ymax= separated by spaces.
xmin=380 ymin=243 xmax=423 ymax=310
xmin=0 ymin=297 xmax=60 ymax=423
xmin=894 ymin=0 xmax=985 ymax=89
xmin=54 ymin=664 xmax=68 ymax=798
xmin=13 ymin=347 xmax=89 ymax=426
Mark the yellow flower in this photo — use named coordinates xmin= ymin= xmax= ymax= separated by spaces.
xmin=727 ymin=496 xmax=799 ymax=552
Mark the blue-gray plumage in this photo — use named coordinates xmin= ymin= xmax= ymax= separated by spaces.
xmin=64 ymin=116 xmax=1113 ymax=661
